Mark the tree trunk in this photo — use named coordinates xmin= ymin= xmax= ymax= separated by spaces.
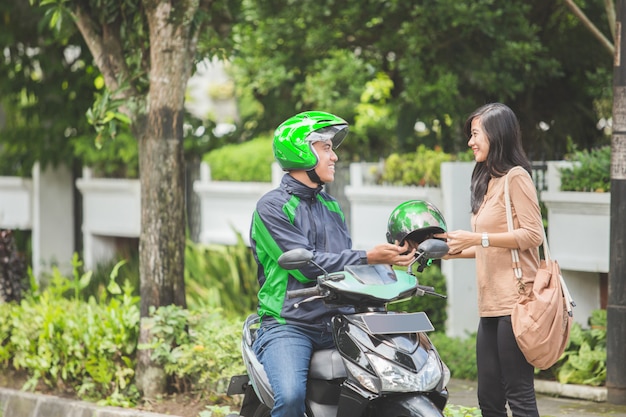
xmin=135 ymin=0 xmax=196 ymax=398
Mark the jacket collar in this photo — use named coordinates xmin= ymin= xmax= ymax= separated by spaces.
xmin=281 ymin=173 xmax=323 ymax=199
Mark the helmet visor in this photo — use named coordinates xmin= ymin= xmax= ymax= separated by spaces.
xmin=306 ymin=124 xmax=348 ymax=149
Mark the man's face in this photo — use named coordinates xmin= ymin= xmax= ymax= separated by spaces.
xmin=312 ymin=139 xmax=338 ymax=183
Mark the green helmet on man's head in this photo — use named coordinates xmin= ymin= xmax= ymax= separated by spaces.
xmin=386 ymin=200 xmax=447 ymax=245
xmin=273 ymin=111 xmax=349 ymax=171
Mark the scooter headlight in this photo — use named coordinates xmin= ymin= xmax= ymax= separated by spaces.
xmin=344 ymin=361 xmax=381 ymax=393
xmin=367 ymin=350 xmax=443 ymax=393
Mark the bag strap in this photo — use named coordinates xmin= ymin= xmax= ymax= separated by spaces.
xmin=504 ymin=166 xmax=551 ymax=281
xmin=504 ymin=168 xmax=576 ymax=315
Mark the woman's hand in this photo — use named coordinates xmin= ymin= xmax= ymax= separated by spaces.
xmin=434 ymin=230 xmax=477 ymax=256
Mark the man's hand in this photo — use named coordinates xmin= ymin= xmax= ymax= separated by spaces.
xmin=366 ymin=241 xmax=416 ymax=266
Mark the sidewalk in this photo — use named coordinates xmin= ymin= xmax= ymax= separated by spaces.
xmin=0 ymin=387 xmax=174 ymax=417
xmin=3 ymin=379 xmax=626 ymax=417
xmin=446 ymin=378 xmax=626 ymax=417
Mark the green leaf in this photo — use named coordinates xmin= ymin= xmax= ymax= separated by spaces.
xmin=79 ymin=270 xmax=93 ymax=289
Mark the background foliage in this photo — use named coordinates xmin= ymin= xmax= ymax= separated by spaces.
xmin=559 ymin=145 xmax=611 ymax=192
xmin=184 ymin=234 xmax=258 ymax=317
xmin=0 ymin=1 xmax=98 ymax=176
xmin=203 ymin=135 xmax=274 ymax=182
xmin=0 ymin=0 xmax=615 ymax=178
xmin=554 ymin=309 xmax=607 ymax=386
xmin=230 ymin=0 xmax=612 ymax=162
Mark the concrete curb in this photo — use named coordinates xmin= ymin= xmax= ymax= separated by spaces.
xmin=0 ymin=387 xmax=179 ymax=417
xmin=535 ymin=379 xmax=607 ymax=402
xmin=0 ymin=379 xmax=610 ymax=417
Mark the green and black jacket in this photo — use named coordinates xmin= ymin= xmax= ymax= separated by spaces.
xmin=250 ymin=174 xmax=368 ymax=330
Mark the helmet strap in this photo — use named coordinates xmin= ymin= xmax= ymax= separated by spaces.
xmin=306 ymin=169 xmax=324 ymax=186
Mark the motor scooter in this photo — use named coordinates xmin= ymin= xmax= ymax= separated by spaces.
xmin=226 ymin=238 xmax=451 ymax=417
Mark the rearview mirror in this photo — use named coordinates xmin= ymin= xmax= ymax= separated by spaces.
xmin=417 ymin=239 xmax=449 ymax=259
xmin=278 ymin=248 xmax=314 ymax=270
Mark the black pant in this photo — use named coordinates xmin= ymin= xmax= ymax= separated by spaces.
xmin=476 ymin=316 xmax=539 ymax=417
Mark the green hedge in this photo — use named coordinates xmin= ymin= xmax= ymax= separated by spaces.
xmin=203 ymin=135 xmax=274 ymax=182
xmin=379 ymin=146 xmax=474 ymax=187
xmin=559 ymin=146 xmax=610 ymax=192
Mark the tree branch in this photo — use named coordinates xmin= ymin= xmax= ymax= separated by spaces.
xmin=605 ymin=0 xmax=616 ymax=43
xmin=563 ymin=0 xmax=615 ymax=56
xmin=72 ymin=4 xmax=136 ymax=102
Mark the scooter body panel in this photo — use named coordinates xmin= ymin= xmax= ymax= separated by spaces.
xmin=234 ymin=311 xmax=448 ymax=417
xmin=229 ymin=243 xmax=452 ymax=417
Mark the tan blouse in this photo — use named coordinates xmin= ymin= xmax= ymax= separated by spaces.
xmin=471 ymin=167 xmax=544 ymax=317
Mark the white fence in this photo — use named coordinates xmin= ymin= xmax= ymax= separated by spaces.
xmin=0 ymin=163 xmax=74 ymax=278
xmin=1 ymin=161 xmax=605 ymax=337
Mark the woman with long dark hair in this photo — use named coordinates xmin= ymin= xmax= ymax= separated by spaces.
xmin=437 ymin=103 xmax=543 ymax=417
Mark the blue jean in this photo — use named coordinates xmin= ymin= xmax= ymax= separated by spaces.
xmin=253 ymin=323 xmax=335 ymax=417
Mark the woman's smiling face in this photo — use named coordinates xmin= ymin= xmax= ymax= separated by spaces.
xmin=468 ymin=117 xmax=490 ymax=163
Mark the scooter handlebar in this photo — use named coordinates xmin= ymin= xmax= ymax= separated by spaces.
xmin=415 ymin=284 xmax=447 ymax=299
xmin=416 ymin=284 xmax=436 ymax=293
xmin=286 ymin=286 xmax=321 ymax=299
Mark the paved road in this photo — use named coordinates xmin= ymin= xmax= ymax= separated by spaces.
xmin=446 ymin=378 xmax=626 ymax=417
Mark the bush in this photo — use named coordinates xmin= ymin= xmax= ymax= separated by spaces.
xmin=0 ymin=242 xmax=609 ymax=415
xmin=559 ymin=146 xmax=610 ymax=192
xmin=204 ymin=135 xmax=274 ymax=182
xmin=430 ymin=332 xmax=478 ymax=381
xmin=0 ymin=262 xmax=141 ymax=406
xmin=379 ymin=146 xmax=473 ymax=187
xmin=184 ymin=233 xmax=258 ymax=317
xmin=74 ymin=236 xmax=259 ymax=317
xmin=141 ymin=306 xmax=245 ymax=400
xmin=72 ymin=131 xmax=139 ymax=178
xmin=0 ymin=256 xmax=247 ymax=407
xmin=550 ymin=309 xmax=607 ymax=386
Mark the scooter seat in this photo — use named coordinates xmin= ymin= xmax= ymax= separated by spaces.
xmin=309 ymin=349 xmax=347 ymax=380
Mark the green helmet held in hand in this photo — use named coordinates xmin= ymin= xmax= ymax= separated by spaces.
xmin=386 ymin=200 xmax=447 ymax=245
xmin=273 ymin=111 xmax=349 ymax=171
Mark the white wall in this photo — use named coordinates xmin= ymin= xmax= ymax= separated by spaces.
xmin=75 ymin=168 xmax=140 ymax=270
xmin=440 ymin=162 xmax=479 ymax=338
xmin=0 ymin=163 xmax=74 ymax=278
xmin=541 ymin=161 xmax=608 ymax=329
xmin=1 ymin=160 xmax=604 ymax=334
xmin=0 ymin=177 xmax=32 ymax=230
xmin=193 ymin=163 xmax=282 ymax=246
xmin=32 ymin=163 xmax=75 ymax=277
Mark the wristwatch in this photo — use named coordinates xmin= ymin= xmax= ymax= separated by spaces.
xmin=481 ymin=232 xmax=490 ymax=248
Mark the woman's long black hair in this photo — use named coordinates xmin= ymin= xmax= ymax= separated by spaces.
xmin=465 ymin=103 xmax=532 ymax=214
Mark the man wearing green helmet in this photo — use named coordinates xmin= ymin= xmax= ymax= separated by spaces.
xmin=250 ymin=111 xmax=416 ymax=417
